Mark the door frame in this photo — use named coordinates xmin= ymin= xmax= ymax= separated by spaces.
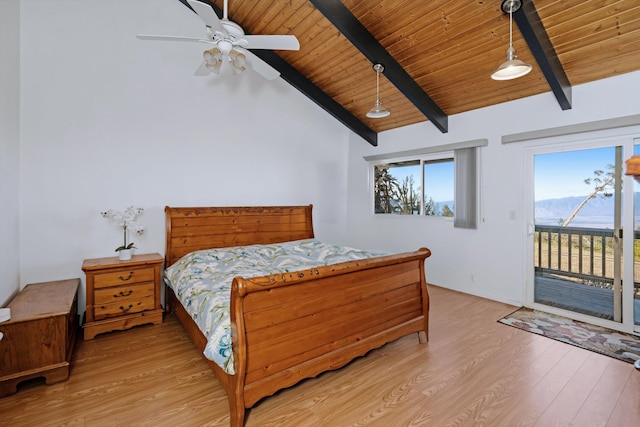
xmin=523 ymin=126 xmax=640 ymax=334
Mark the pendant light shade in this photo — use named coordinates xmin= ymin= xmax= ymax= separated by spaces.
xmin=491 ymin=0 xmax=532 ymax=81
xmin=366 ymin=64 xmax=390 ymax=119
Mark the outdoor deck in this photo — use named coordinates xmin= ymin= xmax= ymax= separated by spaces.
xmin=534 ymin=224 xmax=640 ymax=325
xmin=535 ymin=275 xmax=640 ymax=323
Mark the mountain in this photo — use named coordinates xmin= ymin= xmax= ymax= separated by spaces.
xmin=535 ymin=193 xmax=640 ymax=227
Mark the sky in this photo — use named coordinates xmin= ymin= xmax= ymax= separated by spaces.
xmin=534 ymin=146 xmax=617 ymax=200
xmin=385 ymin=144 xmax=637 ymax=203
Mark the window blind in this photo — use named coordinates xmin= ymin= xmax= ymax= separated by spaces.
xmin=454 ymin=147 xmax=477 ymax=229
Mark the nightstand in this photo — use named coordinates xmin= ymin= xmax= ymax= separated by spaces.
xmin=82 ymin=253 xmax=163 ymax=340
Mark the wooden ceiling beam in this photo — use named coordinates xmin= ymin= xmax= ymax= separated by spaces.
xmin=309 ymin=0 xmax=449 ymax=134
xmin=179 ymin=0 xmax=377 ymax=146
xmin=513 ymin=0 xmax=572 ymax=110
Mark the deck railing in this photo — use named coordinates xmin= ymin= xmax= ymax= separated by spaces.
xmin=534 ymin=225 xmax=640 ymax=288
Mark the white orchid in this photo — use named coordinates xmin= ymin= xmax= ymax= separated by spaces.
xmin=101 ymin=206 xmax=145 ymax=252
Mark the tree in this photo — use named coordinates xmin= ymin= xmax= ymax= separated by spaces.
xmin=424 ymin=196 xmax=439 ymax=216
xmin=397 ymin=175 xmax=420 ymax=214
xmin=562 ymin=165 xmax=615 ymax=226
xmin=374 ymin=166 xmax=398 ymax=213
xmin=375 ymin=166 xmax=422 ymax=214
xmin=441 ymin=204 xmax=454 ymax=217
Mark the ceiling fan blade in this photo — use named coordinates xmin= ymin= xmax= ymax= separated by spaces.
xmin=186 ymin=0 xmax=226 ymax=34
xmin=136 ymin=34 xmax=207 ymax=43
xmin=238 ymin=48 xmax=280 ymax=80
xmin=242 ymin=35 xmax=300 ymax=51
xmin=194 ymin=61 xmax=210 ymax=76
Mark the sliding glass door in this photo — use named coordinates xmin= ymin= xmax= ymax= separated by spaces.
xmin=533 ymin=146 xmax=621 ymax=320
xmin=526 ymin=133 xmax=639 ymax=333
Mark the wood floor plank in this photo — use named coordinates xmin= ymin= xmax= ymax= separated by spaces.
xmin=534 ymin=352 xmax=611 ymax=427
xmin=498 ymin=345 xmax=588 ymax=426
xmin=0 ymin=285 xmax=638 ymax=426
xmin=606 ymin=366 xmax=640 ymax=427
xmin=571 ymin=359 xmax=633 ymax=426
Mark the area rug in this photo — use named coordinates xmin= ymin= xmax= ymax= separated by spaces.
xmin=498 ymin=307 xmax=640 ymax=364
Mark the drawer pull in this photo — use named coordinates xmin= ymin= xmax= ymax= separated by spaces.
xmin=118 ymin=272 xmax=134 ymax=281
xmin=119 ymin=304 xmax=133 ymax=312
xmin=115 ymin=290 xmax=133 ymax=298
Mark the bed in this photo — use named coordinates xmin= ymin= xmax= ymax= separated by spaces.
xmin=164 ymin=205 xmax=431 ymax=426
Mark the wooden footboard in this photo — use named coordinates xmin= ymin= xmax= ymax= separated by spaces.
xmin=232 ymin=249 xmax=431 ymax=413
xmin=164 ymin=206 xmax=431 ymax=426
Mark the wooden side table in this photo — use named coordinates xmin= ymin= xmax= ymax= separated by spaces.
xmin=82 ymin=253 xmax=163 ymax=340
xmin=0 ymin=278 xmax=79 ymax=397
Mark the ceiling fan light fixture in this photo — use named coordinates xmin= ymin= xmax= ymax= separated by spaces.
xmin=204 ymin=47 xmax=223 ymax=74
xmin=230 ymin=50 xmax=247 ymax=75
xmin=490 ymin=0 xmax=532 ymax=81
xmin=366 ymin=63 xmax=390 ymax=119
xmin=138 ymin=0 xmax=298 ymax=80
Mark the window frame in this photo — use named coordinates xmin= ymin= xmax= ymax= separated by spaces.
xmin=370 ymin=151 xmax=455 ymax=219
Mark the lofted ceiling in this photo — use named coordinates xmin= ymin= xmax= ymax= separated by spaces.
xmin=178 ymin=0 xmax=640 ymax=146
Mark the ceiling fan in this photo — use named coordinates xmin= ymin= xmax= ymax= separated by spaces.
xmin=136 ymin=0 xmax=300 ymax=80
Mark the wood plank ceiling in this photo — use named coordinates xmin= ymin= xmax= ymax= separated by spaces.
xmin=179 ymin=0 xmax=640 ymax=145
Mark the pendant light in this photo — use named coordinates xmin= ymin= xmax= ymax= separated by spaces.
xmin=366 ymin=64 xmax=390 ymax=118
xmin=490 ymin=0 xmax=532 ymax=80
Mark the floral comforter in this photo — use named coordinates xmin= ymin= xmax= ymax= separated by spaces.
xmin=164 ymin=239 xmax=386 ymax=375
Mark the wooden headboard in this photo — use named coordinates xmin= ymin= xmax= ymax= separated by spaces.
xmin=164 ymin=205 xmax=315 ymax=267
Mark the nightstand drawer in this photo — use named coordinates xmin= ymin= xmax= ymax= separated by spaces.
xmin=93 ymin=267 xmax=155 ymax=289
xmin=94 ymin=296 xmax=156 ymax=320
xmin=94 ymin=282 xmax=155 ymax=306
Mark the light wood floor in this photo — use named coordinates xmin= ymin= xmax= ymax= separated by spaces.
xmin=1 ymin=285 xmax=639 ymax=426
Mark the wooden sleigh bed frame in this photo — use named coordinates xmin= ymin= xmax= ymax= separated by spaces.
xmin=164 ymin=205 xmax=431 ymax=426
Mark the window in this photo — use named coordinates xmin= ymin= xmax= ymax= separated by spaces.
xmin=424 ymin=158 xmax=455 ymax=217
xmin=374 ymin=160 xmax=421 ymax=214
xmin=366 ymin=139 xmax=486 ymax=229
xmin=373 ymin=156 xmax=454 ymax=217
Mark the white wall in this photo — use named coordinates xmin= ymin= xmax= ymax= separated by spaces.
xmin=18 ymin=0 xmax=353 ymax=313
xmin=347 ymin=71 xmax=640 ymax=306
xmin=12 ymin=0 xmax=640 ymax=315
xmin=0 ymin=0 xmax=21 ymax=306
